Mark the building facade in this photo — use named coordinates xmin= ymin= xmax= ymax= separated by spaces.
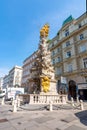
xmin=22 ymin=51 xmax=38 ymax=93
xmin=8 ymin=66 xmax=23 ymax=87
xmin=3 ymin=66 xmax=23 ymax=88
xmin=49 ymin=13 xmax=87 ymax=99
xmin=0 ymin=77 xmax=4 ymax=90
xmin=3 ymin=75 xmax=9 ymax=89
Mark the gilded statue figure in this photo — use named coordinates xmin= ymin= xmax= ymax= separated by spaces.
xmin=40 ymin=24 xmax=50 ymax=38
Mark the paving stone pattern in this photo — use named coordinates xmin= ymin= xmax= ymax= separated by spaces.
xmin=0 ymin=104 xmax=87 ymax=130
xmin=61 ymin=116 xmax=77 ymax=123
xmin=34 ymin=116 xmax=54 ymax=123
xmin=65 ymin=125 xmax=86 ymax=130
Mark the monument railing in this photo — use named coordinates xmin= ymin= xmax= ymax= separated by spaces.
xmin=29 ymin=94 xmax=67 ymax=104
xmin=18 ymin=94 xmax=68 ymax=104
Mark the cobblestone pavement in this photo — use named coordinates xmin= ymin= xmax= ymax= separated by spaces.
xmin=0 ymin=104 xmax=87 ymax=130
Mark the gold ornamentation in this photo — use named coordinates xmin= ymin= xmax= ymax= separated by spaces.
xmin=41 ymin=76 xmax=50 ymax=93
xmin=40 ymin=24 xmax=50 ymax=38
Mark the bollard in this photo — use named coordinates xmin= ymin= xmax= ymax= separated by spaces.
xmin=76 ymin=96 xmax=79 ymax=103
xmin=16 ymin=96 xmax=18 ymax=107
xmin=13 ymin=100 xmax=17 ymax=112
xmin=49 ymin=101 xmax=53 ymax=111
xmin=12 ymin=99 xmax=14 ymax=106
xmin=80 ymin=100 xmax=84 ymax=110
xmin=17 ymin=99 xmax=20 ymax=107
xmin=1 ymin=97 xmax=5 ymax=105
xmin=71 ymin=97 xmax=74 ymax=107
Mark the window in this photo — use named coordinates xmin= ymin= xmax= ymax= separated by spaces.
xmin=78 ymin=23 xmax=82 ymax=28
xmin=66 ymin=41 xmax=70 ymax=47
xmin=66 ymin=51 xmax=71 ymax=58
xmin=57 ymin=57 xmax=61 ymax=62
xmin=56 ymin=68 xmax=62 ymax=75
xmin=65 ymin=29 xmax=69 ymax=37
xmin=52 ymin=50 xmax=55 ymax=56
xmin=17 ymin=71 xmax=19 ymax=76
xmin=54 ymin=40 xmax=57 ymax=45
xmin=52 ymin=59 xmax=55 ymax=64
xmin=83 ymin=58 xmax=87 ymax=68
xmin=67 ymin=64 xmax=73 ymax=72
xmin=52 ymin=43 xmax=54 ymax=47
xmin=80 ymin=45 xmax=86 ymax=52
xmin=57 ymin=48 xmax=60 ymax=52
xmin=80 ymin=34 xmax=84 ymax=40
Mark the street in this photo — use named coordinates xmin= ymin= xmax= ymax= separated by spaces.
xmin=0 ymin=103 xmax=87 ymax=130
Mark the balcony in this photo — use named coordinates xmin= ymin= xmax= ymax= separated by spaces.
xmin=55 ymin=73 xmax=62 ymax=78
xmin=63 ymin=69 xmax=77 ymax=76
xmin=64 ymin=45 xmax=72 ymax=52
xmin=78 ymin=50 xmax=87 ymax=57
xmin=79 ymin=68 xmax=87 ymax=76
xmin=76 ymin=36 xmax=87 ymax=45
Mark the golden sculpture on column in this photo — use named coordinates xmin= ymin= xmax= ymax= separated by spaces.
xmin=41 ymin=76 xmax=50 ymax=93
xmin=29 ymin=23 xmax=57 ymax=94
xmin=40 ymin=24 xmax=50 ymax=38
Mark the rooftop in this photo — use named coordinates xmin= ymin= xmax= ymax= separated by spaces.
xmin=62 ymin=15 xmax=74 ymax=26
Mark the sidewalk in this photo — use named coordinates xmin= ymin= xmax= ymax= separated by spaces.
xmin=0 ymin=104 xmax=87 ymax=130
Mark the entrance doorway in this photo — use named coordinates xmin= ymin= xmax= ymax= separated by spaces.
xmin=83 ymin=90 xmax=87 ymax=100
xmin=68 ymin=80 xmax=77 ymax=100
xmin=78 ymin=89 xmax=87 ymax=100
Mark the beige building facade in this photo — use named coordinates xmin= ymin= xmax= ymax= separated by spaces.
xmin=49 ymin=13 xmax=87 ymax=99
xmin=22 ymin=51 xmax=38 ymax=93
xmin=3 ymin=66 xmax=23 ymax=88
xmin=3 ymin=75 xmax=9 ymax=89
xmin=8 ymin=66 xmax=23 ymax=87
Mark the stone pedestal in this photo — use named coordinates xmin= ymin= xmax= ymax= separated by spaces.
xmin=40 ymin=78 xmax=57 ymax=95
